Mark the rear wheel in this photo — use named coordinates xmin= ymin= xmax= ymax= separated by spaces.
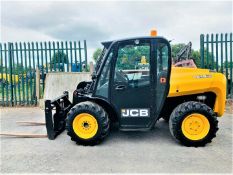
xmin=169 ymin=101 xmax=218 ymax=147
xmin=66 ymin=101 xmax=110 ymax=146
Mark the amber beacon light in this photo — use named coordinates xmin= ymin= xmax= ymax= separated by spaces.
xmin=150 ymin=29 xmax=157 ymax=37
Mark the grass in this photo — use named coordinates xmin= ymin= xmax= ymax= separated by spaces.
xmin=0 ymin=79 xmax=44 ymax=106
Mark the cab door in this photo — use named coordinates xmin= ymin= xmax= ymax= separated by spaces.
xmin=110 ymin=38 xmax=171 ymax=130
xmin=154 ymin=39 xmax=171 ymax=116
xmin=111 ymin=39 xmax=155 ymax=129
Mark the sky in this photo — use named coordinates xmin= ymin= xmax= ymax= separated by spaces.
xmin=1 ymin=0 xmax=232 ymax=62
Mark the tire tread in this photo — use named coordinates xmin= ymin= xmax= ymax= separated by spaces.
xmin=66 ymin=101 xmax=110 ymax=146
xmin=169 ymin=101 xmax=218 ymax=147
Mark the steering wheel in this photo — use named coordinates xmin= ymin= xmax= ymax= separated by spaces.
xmin=120 ymin=70 xmax=129 ymax=81
xmin=116 ymin=70 xmax=129 ymax=83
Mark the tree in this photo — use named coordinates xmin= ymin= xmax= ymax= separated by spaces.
xmin=50 ymin=51 xmax=68 ymax=71
xmin=0 ymin=59 xmax=3 ymax=73
xmin=202 ymin=49 xmax=216 ymax=69
xmin=191 ymin=50 xmax=200 ymax=67
xmin=93 ymin=48 xmax=102 ymax=62
xmin=171 ymin=43 xmax=186 ymax=58
xmin=223 ymin=61 xmax=232 ymax=68
xmin=12 ymin=63 xmax=25 ymax=74
xmin=51 ymin=51 xmax=68 ymax=64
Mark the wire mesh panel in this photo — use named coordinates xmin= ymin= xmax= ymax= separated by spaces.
xmin=200 ymin=33 xmax=233 ymax=97
xmin=0 ymin=40 xmax=87 ymax=106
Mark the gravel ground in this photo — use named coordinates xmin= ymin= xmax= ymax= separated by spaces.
xmin=0 ymin=107 xmax=232 ymax=173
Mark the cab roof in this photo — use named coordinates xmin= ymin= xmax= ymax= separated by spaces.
xmin=101 ymin=36 xmax=169 ymax=49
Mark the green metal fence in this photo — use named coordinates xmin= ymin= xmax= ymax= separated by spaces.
xmin=200 ymin=33 xmax=233 ymax=97
xmin=0 ymin=40 xmax=87 ymax=106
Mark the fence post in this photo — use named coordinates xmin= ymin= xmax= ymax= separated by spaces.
xmin=206 ymin=34 xmax=209 ymax=68
xmin=84 ymin=40 xmax=88 ymax=72
xmin=230 ymin=33 xmax=233 ymax=98
xmin=215 ymin=34 xmax=219 ymax=71
xmin=0 ymin=44 xmax=4 ymax=106
xmin=36 ymin=67 xmax=40 ymax=102
xmin=78 ymin=41 xmax=82 ymax=72
xmin=200 ymin=34 xmax=205 ymax=68
xmin=8 ymin=42 xmax=14 ymax=106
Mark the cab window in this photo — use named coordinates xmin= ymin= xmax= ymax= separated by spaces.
xmin=157 ymin=43 xmax=169 ymax=73
xmin=114 ymin=41 xmax=150 ymax=88
xmin=95 ymin=50 xmax=113 ymax=98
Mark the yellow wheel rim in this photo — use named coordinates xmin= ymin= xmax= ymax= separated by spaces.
xmin=181 ymin=113 xmax=210 ymax=141
xmin=72 ymin=113 xmax=98 ymax=139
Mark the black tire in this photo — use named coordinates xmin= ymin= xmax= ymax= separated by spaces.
xmin=66 ymin=101 xmax=110 ymax=146
xmin=169 ymin=101 xmax=218 ymax=147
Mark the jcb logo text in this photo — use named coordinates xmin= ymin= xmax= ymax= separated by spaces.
xmin=121 ymin=109 xmax=150 ymax=117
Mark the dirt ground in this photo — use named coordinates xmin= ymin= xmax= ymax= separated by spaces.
xmin=0 ymin=107 xmax=232 ymax=173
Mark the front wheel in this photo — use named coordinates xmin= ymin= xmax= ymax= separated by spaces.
xmin=169 ymin=101 xmax=218 ymax=147
xmin=66 ymin=101 xmax=110 ymax=146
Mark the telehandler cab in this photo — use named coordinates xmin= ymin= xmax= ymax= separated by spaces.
xmin=45 ymin=30 xmax=226 ymax=147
